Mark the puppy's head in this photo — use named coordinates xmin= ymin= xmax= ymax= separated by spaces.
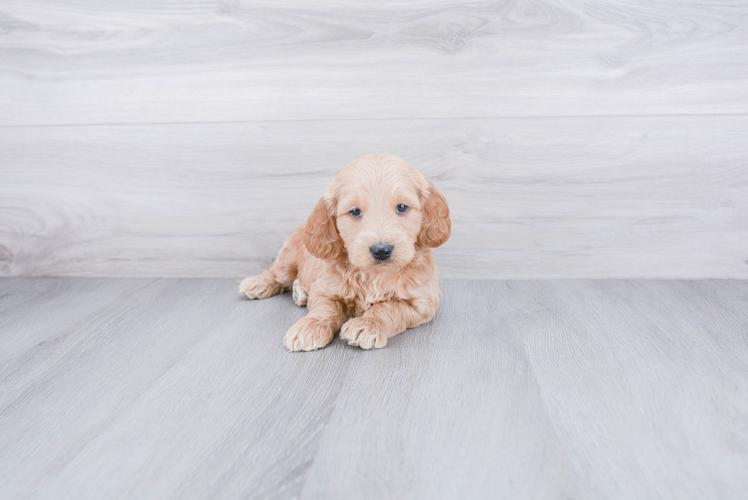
xmin=304 ymin=154 xmax=450 ymax=271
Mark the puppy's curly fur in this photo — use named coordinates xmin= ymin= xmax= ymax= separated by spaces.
xmin=240 ymin=154 xmax=451 ymax=351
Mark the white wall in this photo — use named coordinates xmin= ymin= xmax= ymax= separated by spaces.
xmin=1 ymin=0 xmax=747 ymax=278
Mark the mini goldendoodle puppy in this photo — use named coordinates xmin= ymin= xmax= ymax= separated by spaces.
xmin=240 ymin=153 xmax=450 ymax=351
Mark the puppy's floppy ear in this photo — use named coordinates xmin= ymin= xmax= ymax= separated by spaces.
xmin=304 ymin=198 xmax=345 ymax=260
xmin=417 ymin=179 xmax=451 ymax=248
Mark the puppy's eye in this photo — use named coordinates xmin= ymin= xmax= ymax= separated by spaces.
xmin=396 ymin=204 xmax=409 ymax=214
xmin=349 ymin=208 xmax=362 ymax=218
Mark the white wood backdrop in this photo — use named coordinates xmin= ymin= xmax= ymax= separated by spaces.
xmin=1 ymin=0 xmax=747 ymax=278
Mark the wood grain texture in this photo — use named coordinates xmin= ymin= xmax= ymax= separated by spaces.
xmin=298 ymin=280 xmax=583 ymax=500
xmin=512 ymin=280 xmax=748 ymax=498
xmin=1 ymin=278 xmax=747 ymax=499
xmin=2 ymin=116 xmax=747 ymax=278
xmin=1 ymin=0 xmax=748 ymax=125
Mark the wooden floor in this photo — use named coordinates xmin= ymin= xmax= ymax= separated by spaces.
xmin=1 ymin=278 xmax=747 ymax=499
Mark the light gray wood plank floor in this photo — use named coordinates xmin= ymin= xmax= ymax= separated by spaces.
xmin=1 ymin=278 xmax=747 ymax=499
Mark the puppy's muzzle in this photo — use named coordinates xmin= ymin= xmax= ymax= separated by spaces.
xmin=370 ymin=243 xmax=393 ymax=262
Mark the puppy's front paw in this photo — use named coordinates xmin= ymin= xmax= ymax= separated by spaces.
xmin=240 ymin=273 xmax=282 ymax=299
xmin=284 ymin=317 xmax=333 ymax=352
xmin=340 ymin=317 xmax=388 ymax=350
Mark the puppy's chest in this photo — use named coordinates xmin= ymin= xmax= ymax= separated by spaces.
xmin=339 ymin=279 xmax=403 ymax=317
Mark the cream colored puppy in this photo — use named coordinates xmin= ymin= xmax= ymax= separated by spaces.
xmin=240 ymin=153 xmax=450 ymax=351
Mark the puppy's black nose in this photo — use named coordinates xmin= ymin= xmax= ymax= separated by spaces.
xmin=371 ymin=243 xmax=393 ymax=262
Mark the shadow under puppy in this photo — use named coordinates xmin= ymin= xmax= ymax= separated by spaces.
xmin=240 ymin=153 xmax=450 ymax=351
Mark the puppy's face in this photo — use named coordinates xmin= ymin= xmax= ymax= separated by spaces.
xmin=304 ymin=154 xmax=451 ymax=271
xmin=334 ymin=168 xmax=421 ymax=270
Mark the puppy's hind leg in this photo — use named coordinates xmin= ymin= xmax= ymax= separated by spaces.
xmin=240 ymin=271 xmax=285 ymax=299
xmin=292 ymin=279 xmax=308 ymax=307
xmin=240 ymin=229 xmax=301 ymax=300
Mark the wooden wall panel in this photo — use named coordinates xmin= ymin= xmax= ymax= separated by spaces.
xmin=1 ymin=0 xmax=747 ymax=125
xmin=2 ymin=116 xmax=746 ymax=278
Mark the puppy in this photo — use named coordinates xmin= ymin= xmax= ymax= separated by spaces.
xmin=239 ymin=153 xmax=450 ymax=351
